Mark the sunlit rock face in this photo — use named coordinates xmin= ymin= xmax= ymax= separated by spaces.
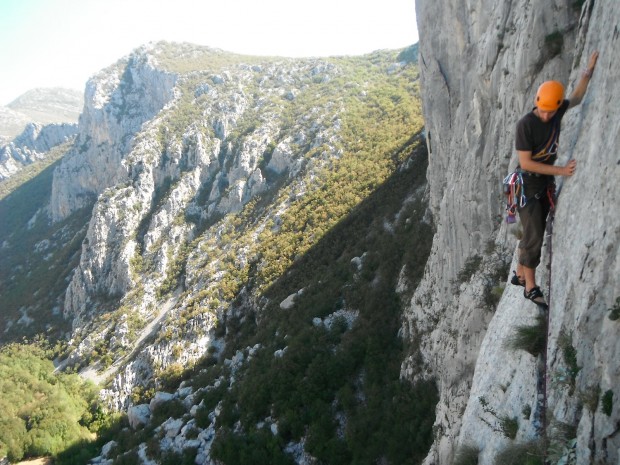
xmin=406 ymin=0 xmax=619 ymax=463
xmin=50 ymin=47 xmax=179 ymax=221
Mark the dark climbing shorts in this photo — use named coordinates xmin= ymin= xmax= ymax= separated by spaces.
xmin=517 ymin=194 xmax=551 ymax=268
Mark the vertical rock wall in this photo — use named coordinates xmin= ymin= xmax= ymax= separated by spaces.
xmin=405 ymin=0 xmax=619 ymax=463
xmin=50 ymin=46 xmax=178 ymax=221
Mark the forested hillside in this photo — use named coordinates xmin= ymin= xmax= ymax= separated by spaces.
xmin=0 ymin=43 xmax=439 ymax=465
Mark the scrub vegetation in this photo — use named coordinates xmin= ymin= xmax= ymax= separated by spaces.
xmin=0 ymin=43 xmax=434 ymax=464
xmin=0 ymin=343 xmax=108 ymax=463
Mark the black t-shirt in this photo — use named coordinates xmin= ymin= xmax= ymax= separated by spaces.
xmin=516 ymin=99 xmax=569 ymax=159
xmin=515 ymin=99 xmax=570 ymax=195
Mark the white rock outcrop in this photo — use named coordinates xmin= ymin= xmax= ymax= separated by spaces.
xmin=50 ymin=45 xmax=178 ymax=221
xmin=128 ymin=403 xmax=151 ymax=429
xmin=0 ymin=122 xmax=77 ymax=180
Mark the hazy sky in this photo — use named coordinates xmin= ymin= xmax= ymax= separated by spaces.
xmin=0 ymin=0 xmax=418 ymax=105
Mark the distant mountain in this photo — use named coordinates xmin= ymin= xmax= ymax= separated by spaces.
xmin=0 ymin=87 xmax=83 ymax=139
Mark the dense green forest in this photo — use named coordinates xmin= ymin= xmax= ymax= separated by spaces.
xmin=0 ymin=343 xmax=108 ymax=462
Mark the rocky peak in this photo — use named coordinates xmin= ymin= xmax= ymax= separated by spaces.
xmin=49 ymin=47 xmax=179 ymax=221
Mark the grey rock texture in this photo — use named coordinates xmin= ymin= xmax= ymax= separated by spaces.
xmin=404 ymin=0 xmax=619 ymax=463
xmin=0 ymin=122 xmax=77 ymax=180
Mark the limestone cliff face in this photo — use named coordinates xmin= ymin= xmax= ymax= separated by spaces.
xmin=50 ymin=45 xmax=178 ymax=221
xmin=404 ymin=0 xmax=619 ymax=463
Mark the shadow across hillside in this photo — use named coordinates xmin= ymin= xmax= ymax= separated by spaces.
xmin=0 ymin=159 xmax=93 ymax=344
xmin=9 ymin=135 xmax=439 ymax=465
xmin=161 ymin=135 xmax=439 ymax=465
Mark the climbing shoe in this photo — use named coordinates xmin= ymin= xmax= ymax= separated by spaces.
xmin=510 ymin=271 xmax=525 ymax=287
xmin=524 ymin=286 xmax=548 ymax=308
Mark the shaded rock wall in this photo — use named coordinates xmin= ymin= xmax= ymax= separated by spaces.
xmin=405 ymin=0 xmax=619 ymax=462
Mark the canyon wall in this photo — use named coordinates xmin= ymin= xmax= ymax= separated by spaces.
xmin=405 ymin=0 xmax=619 ymax=463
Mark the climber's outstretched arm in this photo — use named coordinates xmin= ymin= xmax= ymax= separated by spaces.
xmin=568 ymin=51 xmax=599 ymax=108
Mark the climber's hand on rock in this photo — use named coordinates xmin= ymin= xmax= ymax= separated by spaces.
xmin=561 ymin=159 xmax=577 ymax=177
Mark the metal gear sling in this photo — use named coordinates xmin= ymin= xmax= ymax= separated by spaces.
xmin=503 ymin=171 xmax=525 ymax=223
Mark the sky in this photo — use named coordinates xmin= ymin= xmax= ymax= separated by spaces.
xmin=0 ymin=0 xmax=418 ymax=105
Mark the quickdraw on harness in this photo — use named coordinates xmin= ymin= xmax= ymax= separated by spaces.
xmin=502 ymin=172 xmax=557 ymax=223
xmin=503 ymin=171 xmax=525 ymax=223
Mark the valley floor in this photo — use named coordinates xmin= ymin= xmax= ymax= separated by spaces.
xmin=16 ymin=458 xmax=52 ymax=465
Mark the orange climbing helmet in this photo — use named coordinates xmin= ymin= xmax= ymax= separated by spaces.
xmin=535 ymin=80 xmax=565 ymax=111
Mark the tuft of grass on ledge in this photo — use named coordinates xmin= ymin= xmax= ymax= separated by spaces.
xmin=504 ymin=315 xmax=547 ymax=357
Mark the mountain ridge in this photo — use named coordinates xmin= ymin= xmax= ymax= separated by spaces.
xmin=0 ymin=87 xmax=83 ymax=181
xmin=0 ymin=87 xmax=82 ymax=139
xmin=6 ymin=87 xmax=83 ymax=123
xmin=0 ymin=41 xmax=432 ymax=464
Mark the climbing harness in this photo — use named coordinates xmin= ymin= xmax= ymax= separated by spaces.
xmin=533 ymin=181 xmax=557 ymax=211
xmin=502 ymin=170 xmax=556 ymax=225
xmin=502 ymin=171 xmax=525 ymax=223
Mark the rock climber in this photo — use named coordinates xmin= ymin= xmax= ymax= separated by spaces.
xmin=512 ymin=51 xmax=599 ymax=307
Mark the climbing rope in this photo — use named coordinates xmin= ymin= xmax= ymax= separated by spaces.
xmin=530 ymin=183 xmax=557 ymax=446
xmin=541 ymin=181 xmax=560 ymax=458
